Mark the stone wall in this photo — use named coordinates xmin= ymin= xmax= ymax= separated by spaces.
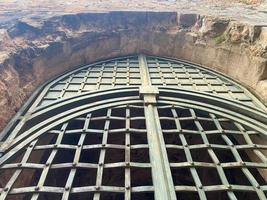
xmin=0 ymin=11 xmax=266 ymax=131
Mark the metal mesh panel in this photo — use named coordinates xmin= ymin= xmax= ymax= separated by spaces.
xmin=35 ymin=55 xmax=263 ymax=109
xmin=0 ymin=103 xmax=266 ymax=200
xmin=146 ymin=57 xmax=254 ymax=106
xmin=157 ymin=104 xmax=267 ymax=200
xmin=0 ymin=55 xmax=266 ymax=200
xmin=0 ymin=104 xmax=154 ymax=200
xmin=40 ymin=57 xmax=141 ymax=107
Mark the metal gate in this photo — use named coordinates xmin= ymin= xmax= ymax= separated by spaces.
xmin=0 ymin=55 xmax=266 ymax=200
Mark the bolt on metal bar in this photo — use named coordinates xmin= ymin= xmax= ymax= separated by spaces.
xmin=144 ymin=104 xmax=177 ymax=200
xmin=125 ymin=106 xmax=131 ymax=200
xmin=0 ymin=55 xmax=267 ymax=200
xmin=93 ymin=108 xmax=111 ymax=200
xmin=30 ymin=122 xmax=68 ymax=200
xmin=139 ymin=54 xmax=176 ymax=200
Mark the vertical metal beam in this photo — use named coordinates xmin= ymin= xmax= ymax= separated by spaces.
xmin=138 ymin=54 xmax=151 ymax=86
xmin=144 ymin=105 xmax=177 ymax=200
xmin=139 ymin=54 xmax=177 ymax=200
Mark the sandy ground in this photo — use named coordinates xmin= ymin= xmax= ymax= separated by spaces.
xmin=0 ymin=0 xmax=266 ymax=27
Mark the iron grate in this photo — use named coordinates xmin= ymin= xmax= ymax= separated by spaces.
xmin=0 ymin=104 xmax=155 ymax=200
xmin=35 ymin=55 xmax=263 ymax=109
xmin=0 ymin=103 xmax=266 ymax=199
xmin=0 ymin=55 xmax=266 ymax=200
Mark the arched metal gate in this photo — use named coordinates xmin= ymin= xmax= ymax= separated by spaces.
xmin=0 ymin=55 xmax=266 ymax=200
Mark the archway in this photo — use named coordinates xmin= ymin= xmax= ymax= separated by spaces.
xmin=0 ymin=55 xmax=266 ymax=200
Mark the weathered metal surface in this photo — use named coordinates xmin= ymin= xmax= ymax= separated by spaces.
xmin=139 ymin=54 xmax=176 ymax=200
xmin=0 ymin=55 xmax=266 ymax=200
xmin=23 ymin=55 xmax=265 ymax=110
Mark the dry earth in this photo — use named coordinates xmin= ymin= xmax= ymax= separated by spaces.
xmin=0 ymin=0 xmax=266 ymax=132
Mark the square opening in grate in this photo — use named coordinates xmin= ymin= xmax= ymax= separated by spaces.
xmin=67 ymin=119 xmax=85 ymax=130
xmin=131 ymin=192 xmax=155 ymax=200
xmin=102 ymin=167 xmax=124 ymax=187
xmin=219 ymin=120 xmax=239 ymax=131
xmin=206 ymin=191 xmax=228 ymax=200
xmin=167 ymin=148 xmax=187 ymax=163
xmin=248 ymin=168 xmax=266 ymax=185
xmin=72 ymin=168 xmax=97 ymax=187
xmin=197 ymin=168 xmax=222 ymax=185
xmin=171 ymin=168 xmax=195 ymax=186
xmin=158 ymin=107 xmax=174 ymax=117
xmin=13 ymin=168 xmax=41 ymax=188
xmin=234 ymin=191 xmax=259 ymax=199
xmin=206 ymin=134 xmax=227 ymax=145
xmin=199 ymin=120 xmax=217 ymax=131
xmin=191 ymin=148 xmax=213 ymax=163
xmin=175 ymin=108 xmax=191 ymax=118
xmin=61 ymin=133 xmax=81 ymax=145
xmin=130 ymin=132 xmax=148 ymax=145
xmin=130 ymin=118 xmax=146 ymax=129
xmin=131 ymin=148 xmax=150 ymax=163
xmin=163 ymin=133 xmax=182 ymax=145
xmin=5 ymin=149 xmax=25 ymax=164
xmin=105 ymin=149 xmax=125 ymax=163
xmin=80 ymin=149 xmax=101 ymax=163
xmin=69 ymin=193 xmax=94 ymax=200
xmin=107 ymin=132 xmax=125 ymax=145
xmin=28 ymin=149 xmax=53 ymax=164
xmin=131 ymin=167 xmax=153 ymax=187
xmin=111 ymin=107 xmax=125 ymax=117
xmin=176 ymin=192 xmax=199 ymax=200
xmin=129 ymin=107 xmax=144 ymax=117
xmin=35 ymin=132 xmax=57 ymax=146
xmin=100 ymin=192 xmax=124 ymax=200
xmin=180 ymin=120 xmax=198 ymax=131
xmin=88 ymin=108 xmax=107 ymax=116
xmin=224 ymin=168 xmax=251 ymax=185
xmin=227 ymin=134 xmax=246 ymax=145
xmin=88 ymin=119 xmax=106 ymax=130
xmin=0 ymin=169 xmax=16 ymax=187
xmin=213 ymin=149 xmax=236 ymax=163
xmin=183 ymin=133 xmax=203 ymax=145
xmin=6 ymin=194 xmax=32 ymax=200
xmin=109 ymin=119 xmax=125 ymax=130
xmin=83 ymin=133 xmax=103 ymax=145
xmin=36 ymin=193 xmax=62 ymax=200
xmin=52 ymin=149 xmax=75 ymax=164
xmin=44 ymin=168 xmax=70 ymax=187
xmin=238 ymin=149 xmax=261 ymax=162
xmin=160 ymin=119 xmax=176 ymax=130
xmin=250 ymin=134 xmax=264 ymax=145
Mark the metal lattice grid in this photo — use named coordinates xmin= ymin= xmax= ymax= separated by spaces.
xmin=157 ymin=104 xmax=266 ymax=199
xmin=0 ymin=104 xmax=154 ymax=200
xmin=0 ymin=55 xmax=266 ymax=200
xmin=146 ymin=56 xmax=255 ymax=106
xmin=39 ymin=56 xmax=141 ymax=107
xmin=32 ymin=55 xmax=264 ymax=109
xmin=0 ymin=100 xmax=266 ymax=200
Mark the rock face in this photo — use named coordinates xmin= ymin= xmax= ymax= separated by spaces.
xmin=0 ymin=11 xmax=266 ymax=132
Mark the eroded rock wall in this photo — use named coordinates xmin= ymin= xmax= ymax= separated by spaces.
xmin=0 ymin=11 xmax=266 ymax=131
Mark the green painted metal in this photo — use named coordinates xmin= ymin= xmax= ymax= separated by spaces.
xmin=0 ymin=55 xmax=266 ymax=200
xmin=28 ymin=55 xmax=265 ymax=109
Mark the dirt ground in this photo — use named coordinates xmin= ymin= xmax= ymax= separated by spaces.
xmin=0 ymin=0 xmax=266 ymax=27
xmin=210 ymin=0 xmax=262 ymax=4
